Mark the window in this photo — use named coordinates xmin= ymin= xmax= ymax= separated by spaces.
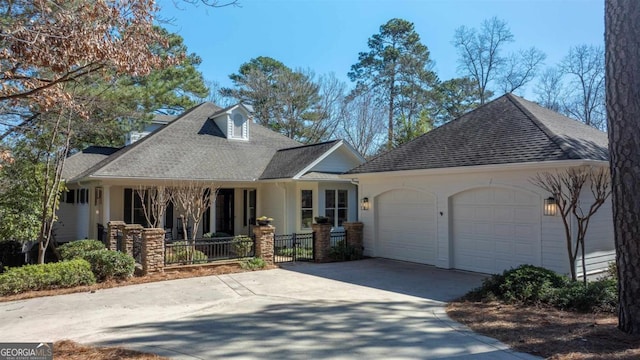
xmin=78 ymin=188 xmax=88 ymax=204
xmin=65 ymin=190 xmax=75 ymax=204
xmin=325 ymin=189 xmax=348 ymax=227
xmin=301 ymin=190 xmax=313 ymax=229
xmin=124 ymin=188 xmax=149 ymax=227
xmin=232 ymin=113 xmax=244 ymax=139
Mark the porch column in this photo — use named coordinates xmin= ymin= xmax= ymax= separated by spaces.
xmin=123 ymin=224 xmax=144 ymax=257
xmin=107 ymin=221 xmax=126 ymax=251
xmin=253 ymin=225 xmax=275 ymax=265
xmin=312 ymin=223 xmax=332 ymax=263
xmin=102 ymin=185 xmax=111 ymax=225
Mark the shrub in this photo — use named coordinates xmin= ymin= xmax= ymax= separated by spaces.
xmin=462 ymin=264 xmax=618 ymax=313
xmin=165 ymin=242 xmax=208 ymax=264
xmin=498 ymin=265 xmax=568 ymax=304
xmin=232 ymin=236 xmax=253 ymax=257
xmin=83 ymin=249 xmax=135 ymax=281
xmin=0 ymin=259 xmax=96 ymax=295
xmin=464 ymin=265 xmax=567 ymax=304
xmin=550 ymin=278 xmax=618 ymax=313
xmin=241 ymin=257 xmax=266 ymax=271
xmin=59 ymin=240 xmax=105 ymax=260
xmin=329 ymin=240 xmax=363 ymax=261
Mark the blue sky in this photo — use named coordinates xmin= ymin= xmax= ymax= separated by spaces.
xmin=158 ymin=0 xmax=604 ymax=97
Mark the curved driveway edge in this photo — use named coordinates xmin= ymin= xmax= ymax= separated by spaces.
xmin=0 ymin=258 xmax=540 ymax=359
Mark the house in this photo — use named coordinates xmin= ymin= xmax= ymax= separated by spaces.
xmin=58 ymin=102 xmax=365 ymax=242
xmin=346 ymin=94 xmax=614 ymax=276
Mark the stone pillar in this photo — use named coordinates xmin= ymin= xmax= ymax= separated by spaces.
xmin=123 ymin=224 xmax=144 ymax=257
xmin=343 ymin=222 xmax=364 ymax=257
xmin=142 ymin=228 xmax=165 ymax=275
xmin=107 ymin=221 xmax=126 ymax=251
xmin=312 ymin=223 xmax=332 ymax=263
xmin=253 ymin=225 xmax=275 ymax=265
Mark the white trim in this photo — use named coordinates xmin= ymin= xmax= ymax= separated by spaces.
xmin=344 ymin=160 xmax=608 ymax=179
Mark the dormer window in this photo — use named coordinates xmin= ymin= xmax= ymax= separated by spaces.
xmin=233 ymin=113 xmax=244 ymax=139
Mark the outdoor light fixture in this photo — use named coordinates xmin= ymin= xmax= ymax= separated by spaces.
xmin=361 ymin=197 xmax=370 ymax=211
xmin=544 ymin=197 xmax=558 ymax=216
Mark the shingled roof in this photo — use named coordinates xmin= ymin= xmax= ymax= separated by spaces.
xmin=62 ymin=146 xmax=121 ymax=180
xmin=348 ymin=94 xmax=608 ymax=175
xmin=70 ymin=102 xmax=302 ymax=182
xmin=260 ymin=140 xmax=340 ymax=179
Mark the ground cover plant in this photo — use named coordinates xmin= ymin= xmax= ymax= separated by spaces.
xmin=448 ymin=264 xmax=638 ymax=359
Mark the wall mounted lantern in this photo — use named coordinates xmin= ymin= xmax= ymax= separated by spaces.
xmin=544 ymin=197 xmax=558 ymax=216
xmin=361 ymin=197 xmax=370 ymax=211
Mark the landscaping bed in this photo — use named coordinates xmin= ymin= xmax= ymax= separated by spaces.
xmin=447 ymin=301 xmax=640 ymax=359
xmin=54 ymin=340 xmax=167 ymax=360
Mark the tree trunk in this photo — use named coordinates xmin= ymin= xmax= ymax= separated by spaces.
xmin=605 ymin=0 xmax=640 ymax=334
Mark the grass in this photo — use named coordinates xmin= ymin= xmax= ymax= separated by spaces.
xmin=447 ymin=300 xmax=640 ymax=359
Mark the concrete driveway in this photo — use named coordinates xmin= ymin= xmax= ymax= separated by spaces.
xmin=0 ymin=259 xmax=539 ymax=359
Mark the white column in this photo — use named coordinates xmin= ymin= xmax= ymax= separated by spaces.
xmin=102 ymin=185 xmax=111 ymax=225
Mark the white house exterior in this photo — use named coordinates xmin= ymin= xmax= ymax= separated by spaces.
xmin=347 ymin=94 xmax=614 ymax=277
xmin=58 ymin=102 xmax=364 ymax=242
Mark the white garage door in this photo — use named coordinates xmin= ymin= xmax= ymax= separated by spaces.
xmin=452 ymin=187 xmax=541 ymax=274
xmin=376 ymin=189 xmax=437 ymax=265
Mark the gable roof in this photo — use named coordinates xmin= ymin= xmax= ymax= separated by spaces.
xmin=259 ymin=140 xmax=340 ymax=180
xmin=62 ymin=146 xmax=121 ymax=180
xmin=348 ymin=94 xmax=609 ymax=175
xmin=70 ymin=102 xmax=302 ymax=182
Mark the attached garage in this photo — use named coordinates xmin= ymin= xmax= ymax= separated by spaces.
xmin=375 ymin=189 xmax=437 ymax=265
xmin=451 ymin=187 xmax=541 ymax=274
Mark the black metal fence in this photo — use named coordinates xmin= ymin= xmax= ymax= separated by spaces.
xmin=274 ymin=232 xmax=314 ymax=263
xmin=165 ymin=236 xmax=255 ymax=266
xmin=330 ymin=230 xmax=346 ymax=248
xmin=132 ymin=233 xmax=142 ymax=264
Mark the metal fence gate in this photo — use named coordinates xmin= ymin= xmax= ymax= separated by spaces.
xmin=274 ymin=233 xmax=314 ymax=263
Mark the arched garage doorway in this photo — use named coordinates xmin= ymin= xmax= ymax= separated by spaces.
xmin=375 ymin=189 xmax=437 ymax=265
xmin=451 ymin=187 xmax=541 ymax=274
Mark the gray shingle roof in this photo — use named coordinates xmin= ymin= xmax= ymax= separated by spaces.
xmin=348 ymin=94 xmax=609 ymax=175
xmin=71 ymin=102 xmax=302 ymax=182
xmin=62 ymin=146 xmax=121 ymax=180
xmin=259 ymin=140 xmax=340 ymax=179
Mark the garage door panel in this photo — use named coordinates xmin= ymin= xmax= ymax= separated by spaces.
xmin=453 ymin=187 xmax=541 ymax=274
xmin=376 ymin=190 xmax=437 ymax=265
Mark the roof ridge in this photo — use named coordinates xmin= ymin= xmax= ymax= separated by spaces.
xmin=276 ymin=139 xmax=339 ymax=152
xmin=505 ymin=94 xmax=574 ymax=158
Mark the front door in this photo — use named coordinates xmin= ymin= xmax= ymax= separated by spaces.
xmin=216 ymin=189 xmax=234 ymax=235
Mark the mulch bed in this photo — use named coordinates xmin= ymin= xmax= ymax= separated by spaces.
xmin=53 ymin=340 xmax=167 ymax=360
xmin=447 ymin=301 xmax=640 ymax=360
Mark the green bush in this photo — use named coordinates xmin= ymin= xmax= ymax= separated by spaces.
xmin=276 ymin=247 xmax=313 ymax=258
xmin=58 ymin=240 xmax=105 ymax=260
xmin=83 ymin=249 xmax=134 ymax=281
xmin=0 ymin=259 xmax=96 ymax=295
xmin=550 ymin=278 xmax=618 ymax=313
xmin=498 ymin=265 xmax=568 ymax=304
xmin=240 ymin=257 xmax=266 ymax=271
xmin=165 ymin=241 xmax=208 ymax=264
xmin=232 ymin=236 xmax=253 ymax=257
xmin=463 ymin=264 xmax=618 ymax=313
xmin=329 ymin=240 xmax=363 ymax=261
